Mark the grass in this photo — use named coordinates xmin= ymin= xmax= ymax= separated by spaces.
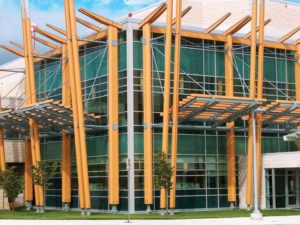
xmin=0 ymin=209 xmax=300 ymax=220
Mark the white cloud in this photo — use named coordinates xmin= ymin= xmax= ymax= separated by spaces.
xmin=123 ymin=0 xmax=160 ymax=6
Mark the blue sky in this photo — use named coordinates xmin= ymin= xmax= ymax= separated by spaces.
xmin=0 ymin=0 xmax=300 ymax=64
xmin=0 ymin=0 xmax=161 ymax=64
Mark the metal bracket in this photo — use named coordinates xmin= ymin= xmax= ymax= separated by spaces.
xmin=112 ymin=124 xmax=118 ymax=130
xmin=111 ymin=40 xmax=118 ymax=47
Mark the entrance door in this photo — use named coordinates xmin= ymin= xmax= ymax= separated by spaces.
xmin=287 ymin=170 xmax=300 ymax=208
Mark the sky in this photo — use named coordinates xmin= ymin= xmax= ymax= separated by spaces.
xmin=1 ymin=0 xmax=300 ymax=65
xmin=0 ymin=0 xmax=160 ymax=65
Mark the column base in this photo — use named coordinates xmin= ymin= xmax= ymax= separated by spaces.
xmin=81 ymin=209 xmax=85 ymax=216
xmin=25 ymin=201 xmax=32 ymax=211
xmin=251 ymin=211 xmax=263 ymax=220
xmin=111 ymin=205 xmax=118 ymax=214
xmin=62 ymin=203 xmax=70 ymax=211
xmin=146 ymin=205 xmax=151 ymax=214
xmin=160 ymin=209 xmax=166 ymax=216
xmin=230 ymin=202 xmax=235 ymax=209
xmin=169 ymin=209 xmax=175 ymax=215
xmin=85 ymin=209 xmax=91 ymax=216
xmin=246 ymin=205 xmax=252 ymax=211
xmin=40 ymin=206 xmax=45 ymax=213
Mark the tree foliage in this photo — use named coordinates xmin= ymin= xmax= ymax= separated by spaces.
xmin=31 ymin=161 xmax=58 ymax=189
xmin=0 ymin=166 xmax=24 ymax=212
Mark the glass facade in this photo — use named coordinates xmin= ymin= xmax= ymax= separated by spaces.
xmin=33 ymin=26 xmax=298 ymax=211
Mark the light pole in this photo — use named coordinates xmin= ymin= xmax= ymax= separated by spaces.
xmin=251 ymin=109 xmax=264 ymax=220
xmin=126 ymin=158 xmax=132 ymax=223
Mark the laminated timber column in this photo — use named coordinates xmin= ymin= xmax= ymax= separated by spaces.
xmin=170 ymin=0 xmax=182 ymax=211
xmin=61 ymin=45 xmax=72 ymax=209
xmin=256 ymin=0 xmax=265 ymax=207
xmin=246 ymin=0 xmax=258 ymax=209
xmin=108 ymin=25 xmax=120 ymax=209
xmin=224 ymin=34 xmax=236 ymax=206
xmin=21 ymin=0 xmax=43 ymax=209
xmin=143 ymin=23 xmax=153 ymax=208
xmin=161 ymin=0 xmax=173 ymax=211
xmin=64 ymin=0 xmax=91 ymax=213
xmin=24 ymin=138 xmax=33 ymax=206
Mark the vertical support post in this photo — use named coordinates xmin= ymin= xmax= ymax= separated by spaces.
xmin=225 ymin=34 xmax=236 ymax=206
xmin=256 ymin=0 xmax=265 ymax=207
xmin=295 ymin=44 xmax=300 ymax=150
xmin=64 ymin=0 xmax=91 ymax=213
xmin=246 ymin=0 xmax=258 ymax=209
xmin=21 ymin=0 xmax=43 ymax=208
xmin=61 ymin=45 xmax=72 ymax=209
xmin=0 ymin=99 xmax=5 ymax=172
xmin=170 ymin=0 xmax=182 ymax=211
xmin=126 ymin=22 xmax=135 ymax=213
xmin=24 ymin=139 xmax=33 ymax=206
xmin=161 ymin=0 xmax=173 ymax=211
xmin=108 ymin=25 xmax=119 ymax=208
xmin=143 ymin=23 xmax=153 ymax=208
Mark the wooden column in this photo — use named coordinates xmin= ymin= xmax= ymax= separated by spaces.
xmin=170 ymin=0 xmax=182 ymax=210
xmin=61 ymin=45 xmax=72 ymax=205
xmin=225 ymin=34 xmax=236 ymax=204
xmin=143 ymin=23 xmax=153 ymax=206
xmin=256 ymin=0 xmax=265 ymax=207
xmin=24 ymin=138 xmax=33 ymax=202
xmin=246 ymin=0 xmax=258 ymax=208
xmin=296 ymin=44 xmax=300 ymax=151
xmin=21 ymin=2 xmax=43 ymax=206
xmin=108 ymin=25 xmax=120 ymax=207
xmin=161 ymin=0 xmax=173 ymax=210
xmin=64 ymin=0 xmax=90 ymax=210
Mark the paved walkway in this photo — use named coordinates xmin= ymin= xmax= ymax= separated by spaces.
xmin=1 ymin=216 xmax=300 ymax=225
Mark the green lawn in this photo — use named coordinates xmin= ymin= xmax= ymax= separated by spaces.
xmin=0 ymin=209 xmax=300 ymax=220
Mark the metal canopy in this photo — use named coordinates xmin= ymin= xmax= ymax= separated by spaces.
xmin=261 ymin=100 xmax=300 ymax=130
xmin=0 ymin=99 xmax=101 ymax=135
xmin=169 ymin=94 xmax=264 ymax=127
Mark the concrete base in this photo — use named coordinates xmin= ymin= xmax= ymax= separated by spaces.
xmin=86 ymin=209 xmax=91 ymax=216
xmin=80 ymin=209 xmax=85 ymax=216
xmin=40 ymin=206 xmax=45 ymax=213
xmin=169 ymin=209 xmax=174 ymax=215
xmin=62 ymin=203 xmax=70 ymax=211
xmin=111 ymin=205 xmax=118 ymax=214
xmin=230 ymin=202 xmax=235 ymax=209
xmin=25 ymin=201 xmax=32 ymax=211
xmin=160 ymin=209 xmax=166 ymax=216
xmin=251 ymin=211 xmax=263 ymax=220
xmin=146 ymin=205 xmax=151 ymax=214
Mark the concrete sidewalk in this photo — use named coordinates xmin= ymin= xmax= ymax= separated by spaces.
xmin=1 ymin=216 xmax=300 ymax=225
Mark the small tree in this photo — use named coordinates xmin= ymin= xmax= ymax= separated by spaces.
xmin=31 ymin=161 xmax=58 ymax=213
xmin=155 ymin=152 xmax=174 ymax=215
xmin=0 ymin=166 xmax=24 ymax=213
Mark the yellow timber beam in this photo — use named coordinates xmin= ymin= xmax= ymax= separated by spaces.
xmin=205 ymin=12 xmax=231 ymax=33
xmin=32 ymin=36 xmax=58 ymax=49
xmin=64 ymin=0 xmax=91 ymax=212
xmin=46 ymin=24 xmax=67 ymax=36
xmin=76 ymin=17 xmax=101 ymax=32
xmin=224 ymin=15 xmax=251 ymax=36
xmin=0 ymin=45 xmax=24 ymax=57
xmin=108 ymin=25 xmax=119 ymax=207
xmin=21 ymin=2 xmax=44 ymax=208
xmin=171 ymin=5 xmax=191 ymax=26
xmin=78 ymin=8 xmax=123 ymax=30
xmin=161 ymin=0 xmax=173 ymax=210
xmin=142 ymin=23 xmax=153 ymax=207
xmin=36 ymin=28 xmax=67 ymax=44
xmin=225 ymin=33 xmax=236 ymax=205
xmin=61 ymin=45 xmax=72 ymax=206
xmin=256 ymin=0 xmax=266 ymax=207
xmin=9 ymin=41 xmax=40 ymax=56
xmin=24 ymin=138 xmax=33 ymax=203
xmin=138 ymin=3 xmax=167 ymax=29
xmin=244 ymin=18 xmax=271 ymax=39
xmin=246 ymin=0 xmax=258 ymax=209
xmin=170 ymin=0 xmax=182 ymax=210
xmin=277 ymin=26 xmax=300 ymax=43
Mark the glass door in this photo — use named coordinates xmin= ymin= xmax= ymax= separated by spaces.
xmin=287 ymin=170 xmax=300 ymax=208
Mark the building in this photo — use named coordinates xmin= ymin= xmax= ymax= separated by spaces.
xmin=0 ymin=0 xmax=300 ymax=213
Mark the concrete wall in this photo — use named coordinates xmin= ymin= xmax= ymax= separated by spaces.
xmin=4 ymin=140 xmax=24 ymax=163
xmin=239 ymin=151 xmax=300 ymax=209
